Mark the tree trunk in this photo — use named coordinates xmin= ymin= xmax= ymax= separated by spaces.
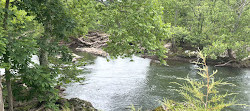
xmin=227 ymin=49 xmax=235 ymax=59
xmin=171 ymin=10 xmax=178 ymax=53
xmin=5 ymin=71 xmax=13 ymax=111
xmin=39 ymin=48 xmax=49 ymax=66
xmin=0 ymin=76 xmax=4 ymax=111
xmin=39 ymin=21 xmax=51 ymax=66
xmin=3 ymin=52 xmax=13 ymax=111
xmin=3 ymin=0 xmax=13 ymax=111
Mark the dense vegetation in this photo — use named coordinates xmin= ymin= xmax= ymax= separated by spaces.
xmin=0 ymin=0 xmax=249 ymax=110
xmin=161 ymin=52 xmax=239 ymax=111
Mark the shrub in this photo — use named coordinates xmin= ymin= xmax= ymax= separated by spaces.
xmin=162 ymin=52 xmax=238 ymax=111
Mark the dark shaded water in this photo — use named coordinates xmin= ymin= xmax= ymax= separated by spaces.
xmin=65 ymin=52 xmax=250 ymax=111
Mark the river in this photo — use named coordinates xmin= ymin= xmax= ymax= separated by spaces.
xmin=65 ymin=52 xmax=250 ymax=111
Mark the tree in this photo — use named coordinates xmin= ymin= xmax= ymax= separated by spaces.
xmin=160 ymin=0 xmax=249 ymax=61
xmin=0 ymin=1 xmax=6 ymax=110
xmin=0 ymin=0 xmax=81 ymax=109
xmin=3 ymin=0 xmax=14 ymax=110
xmin=101 ymin=0 xmax=171 ymax=64
xmin=160 ymin=0 xmax=191 ymax=52
xmin=12 ymin=0 xmax=86 ymax=109
xmin=0 ymin=0 xmax=39 ymax=110
xmin=67 ymin=0 xmax=101 ymax=36
xmin=200 ymin=0 xmax=250 ymax=60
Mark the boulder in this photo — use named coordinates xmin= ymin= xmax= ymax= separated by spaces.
xmin=70 ymin=32 xmax=109 ymax=49
xmin=68 ymin=98 xmax=97 ymax=111
xmin=72 ymin=53 xmax=83 ymax=62
xmin=184 ymin=50 xmax=198 ymax=57
xmin=164 ymin=43 xmax=172 ymax=49
xmin=76 ymin=48 xmax=108 ymax=57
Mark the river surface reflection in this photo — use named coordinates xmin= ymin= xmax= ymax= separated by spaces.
xmin=65 ymin=53 xmax=250 ymax=111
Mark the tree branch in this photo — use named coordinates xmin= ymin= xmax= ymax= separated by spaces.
xmin=214 ymin=60 xmax=235 ymax=67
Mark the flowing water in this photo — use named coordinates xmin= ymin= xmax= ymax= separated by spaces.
xmin=65 ymin=52 xmax=250 ymax=111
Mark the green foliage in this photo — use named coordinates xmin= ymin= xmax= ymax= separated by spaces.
xmin=49 ymin=54 xmax=85 ymax=85
xmin=160 ymin=0 xmax=249 ymax=60
xmin=162 ymin=52 xmax=239 ymax=111
xmin=199 ymin=0 xmax=250 ymax=60
xmin=101 ymin=0 xmax=171 ymax=64
xmin=17 ymin=56 xmax=84 ymax=108
xmin=0 ymin=0 xmax=87 ymax=110
xmin=66 ymin=0 xmax=101 ymax=36
xmin=20 ymin=66 xmax=59 ymax=108
xmin=160 ymin=0 xmax=191 ymax=47
xmin=15 ymin=0 xmax=77 ymax=64
xmin=0 ymin=19 xmax=6 ymax=56
xmin=170 ymin=26 xmax=190 ymax=47
xmin=15 ymin=0 xmax=76 ymax=39
xmin=61 ymin=106 xmax=71 ymax=111
xmin=0 ymin=4 xmax=40 ymax=108
xmin=0 ymin=1 xmax=6 ymax=55
xmin=0 ymin=0 xmax=249 ymax=110
xmin=130 ymin=105 xmax=142 ymax=111
xmin=0 ymin=0 xmax=40 ymax=68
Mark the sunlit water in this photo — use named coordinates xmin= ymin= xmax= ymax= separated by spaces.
xmin=65 ymin=52 xmax=250 ymax=111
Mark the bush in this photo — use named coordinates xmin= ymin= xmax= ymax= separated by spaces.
xmin=162 ymin=52 xmax=239 ymax=111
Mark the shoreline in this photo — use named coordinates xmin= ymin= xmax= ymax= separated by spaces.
xmin=68 ymin=31 xmax=250 ymax=68
xmin=141 ymin=54 xmax=250 ymax=68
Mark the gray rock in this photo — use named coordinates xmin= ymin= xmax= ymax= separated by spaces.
xmin=72 ymin=53 xmax=83 ymax=62
xmin=76 ymin=48 xmax=108 ymax=57
xmin=164 ymin=43 xmax=172 ymax=49
xmin=68 ymin=98 xmax=98 ymax=111
xmin=184 ymin=50 xmax=197 ymax=57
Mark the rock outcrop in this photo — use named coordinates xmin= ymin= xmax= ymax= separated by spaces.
xmin=76 ymin=47 xmax=108 ymax=57
xmin=14 ymin=98 xmax=98 ymax=111
xmin=67 ymin=98 xmax=97 ymax=111
xmin=69 ymin=32 xmax=109 ymax=57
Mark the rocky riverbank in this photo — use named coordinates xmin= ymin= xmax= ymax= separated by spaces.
xmin=69 ymin=31 xmax=109 ymax=57
xmin=69 ymin=31 xmax=250 ymax=68
xmin=13 ymin=86 xmax=98 ymax=111
xmin=14 ymin=98 xmax=97 ymax=111
xmin=142 ymin=52 xmax=250 ymax=68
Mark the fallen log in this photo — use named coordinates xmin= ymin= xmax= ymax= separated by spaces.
xmin=214 ymin=60 xmax=234 ymax=67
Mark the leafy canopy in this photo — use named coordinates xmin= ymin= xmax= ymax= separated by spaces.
xmin=101 ymin=0 xmax=171 ymax=64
